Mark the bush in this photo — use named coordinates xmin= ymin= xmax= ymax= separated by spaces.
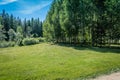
xmin=22 ymin=38 xmax=39 ymax=46
xmin=0 ymin=41 xmax=15 ymax=48
xmin=38 ymin=37 xmax=46 ymax=42
xmin=15 ymin=32 xmax=23 ymax=46
xmin=8 ymin=29 xmax=16 ymax=41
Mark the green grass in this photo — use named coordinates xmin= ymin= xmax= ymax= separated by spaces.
xmin=0 ymin=43 xmax=120 ymax=80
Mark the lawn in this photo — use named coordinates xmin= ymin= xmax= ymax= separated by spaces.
xmin=0 ymin=43 xmax=120 ymax=80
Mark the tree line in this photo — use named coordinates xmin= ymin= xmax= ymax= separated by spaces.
xmin=0 ymin=0 xmax=120 ymax=47
xmin=0 ymin=10 xmax=43 ymax=46
xmin=43 ymin=0 xmax=120 ymax=47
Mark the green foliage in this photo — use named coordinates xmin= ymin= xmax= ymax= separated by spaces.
xmin=38 ymin=37 xmax=46 ymax=42
xmin=0 ymin=0 xmax=120 ymax=47
xmin=15 ymin=32 xmax=23 ymax=46
xmin=43 ymin=0 xmax=120 ymax=47
xmin=0 ymin=10 xmax=43 ymax=47
xmin=0 ymin=24 xmax=6 ymax=41
xmin=23 ymin=18 xmax=43 ymax=38
xmin=43 ymin=0 xmax=95 ymax=44
xmin=8 ymin=29 xmax=16 ymax=41
xmin=17 ymin=26 xmax=23 ymax=34
xmin=22 ymin=38 xmax=39 ymax=46
xmin=0 ymin=41 xmax=15 ymax=48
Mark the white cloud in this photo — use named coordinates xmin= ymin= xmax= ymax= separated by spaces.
xmin=19 ymin=2 xmax=51 ymax=15
xmin=0 ymin=0 xmax=17 ymax=5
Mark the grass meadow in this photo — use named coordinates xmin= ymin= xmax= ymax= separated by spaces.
xmin=0 ymin=43 xmax=120 ymax=80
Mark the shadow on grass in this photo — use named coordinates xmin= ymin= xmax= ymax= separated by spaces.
xmin=55 ymin=43 xmax=120 ymax=54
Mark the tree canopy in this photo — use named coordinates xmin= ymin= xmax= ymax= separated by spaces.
xmin=43 ymin=0 xmax=120 ymax=47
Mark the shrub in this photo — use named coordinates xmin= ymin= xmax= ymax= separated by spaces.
xmin=8 ymin=29 xmax=16 ymax=41
xmin=22 ymin=38 xmax=39 ymax=46
xmin=38 ymin=37 xmax=46 ymax=42
xmin=0 ymin=41 xmax=15 ymax=48
xmin=15 ymin=32 xmax=23 ymax=46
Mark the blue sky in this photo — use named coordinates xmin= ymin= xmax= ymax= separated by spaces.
xmin=0 ymin=0 xmax=53 ymax=21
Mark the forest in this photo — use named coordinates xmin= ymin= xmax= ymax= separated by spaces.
xmin=0 ymin=0 xmax=120 ymax=47
xmin=43 ymin=0 xmax=120 ymax=47
xmin=0 ymin=10 xmax=43 ymax=47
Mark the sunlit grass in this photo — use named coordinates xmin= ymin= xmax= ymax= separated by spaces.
xmin=0 ymin=43 xmax=120 ymax=80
